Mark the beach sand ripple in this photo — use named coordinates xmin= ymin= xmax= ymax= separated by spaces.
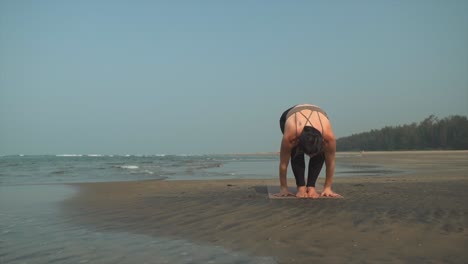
xmin=64 ymin=151 xmax=468 ymax=264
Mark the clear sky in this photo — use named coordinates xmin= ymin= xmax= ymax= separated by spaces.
xmin=1 ymin=0 xmax=467 ymax=155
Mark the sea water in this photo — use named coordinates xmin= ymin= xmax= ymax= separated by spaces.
xmin=0 ymin=154 xmax=390 ymax=185
xmin=0 ymin=154 xmax=393 ymax=264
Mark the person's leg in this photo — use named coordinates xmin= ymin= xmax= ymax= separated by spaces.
xmin=290 ymin=147 xmax=307 ymax=198
xmin=306 ymin=153 xmax=325 ymax=198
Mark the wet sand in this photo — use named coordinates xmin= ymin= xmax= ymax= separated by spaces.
xmin=64 ymin=151 xmax=468 ymax=263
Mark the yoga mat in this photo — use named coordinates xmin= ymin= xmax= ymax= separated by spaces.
xmin=267 ymin=184 xmax=343 ymax=199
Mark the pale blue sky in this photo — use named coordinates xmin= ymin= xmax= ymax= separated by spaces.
xmin=1 ymin=0 xmax=467 ymax=155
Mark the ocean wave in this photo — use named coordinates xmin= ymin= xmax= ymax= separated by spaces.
xmin=114 ymin=165 xmax=139 ymax=170
xmin=56 ymin=154 xmax=83 ymax=157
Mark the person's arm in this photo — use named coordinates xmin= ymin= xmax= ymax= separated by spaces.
xmin=274 ymin=136 xmax=294 ymax=197
xmin=321 ymin=136 xmax=340 ymax=197
xmin=279 ymin=136 xmax=291 ymax=188
xmin=323 ymin=138 xmax=336 ymax=189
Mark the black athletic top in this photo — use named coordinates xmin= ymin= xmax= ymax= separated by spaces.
xmin=286 ymin=105 xmax=328 ymax=120
xmin=286 ymin=104 xmax=328 ymax=136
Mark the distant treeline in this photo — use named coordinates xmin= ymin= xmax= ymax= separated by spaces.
xmin=336 ymin=115 xmax=468 ymax=151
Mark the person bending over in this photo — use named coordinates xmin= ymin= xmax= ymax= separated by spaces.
xmin=276 ymin=104 xmax=340 ymax=198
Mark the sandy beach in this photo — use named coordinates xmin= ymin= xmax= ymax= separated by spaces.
xmin=64 ymin=151 xmax=468 ymax=263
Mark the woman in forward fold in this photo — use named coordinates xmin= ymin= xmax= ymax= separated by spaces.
xmin=275 ymin=104 xmax=341 ymax=198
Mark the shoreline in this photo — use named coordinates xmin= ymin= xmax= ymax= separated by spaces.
xmin=63 ymin=151 xmax=468 ymax=263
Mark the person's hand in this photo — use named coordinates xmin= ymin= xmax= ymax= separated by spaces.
xmin=320 ymin=187 xmax=341 ymax=198
xmin=273 ymin=186 xmax=295 ymax=197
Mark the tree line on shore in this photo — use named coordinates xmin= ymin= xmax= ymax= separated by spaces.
xmin=336 ymin=115 xmax=468 ymax=151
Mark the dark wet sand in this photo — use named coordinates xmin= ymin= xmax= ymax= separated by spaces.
xmin=64 ymin=151 xmax=468 ymax=263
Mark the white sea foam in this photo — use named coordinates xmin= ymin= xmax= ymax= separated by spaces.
xmin=120 ymin=165 xmax=139 ymax=170
xmin=87 ymin=154 xmax=102 ymax=157
xmin=176 ymin=154 xmax=202 ymax=157
xmin=56 ymin=154 xmax=83 ymax=157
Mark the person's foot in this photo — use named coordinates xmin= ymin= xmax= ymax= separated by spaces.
xmin=296 ymin=186 xmax=308 ymax=198
xmin=307 ymin=187 xmax=320 ymax=199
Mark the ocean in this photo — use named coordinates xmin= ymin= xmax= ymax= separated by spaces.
xmin=0 ymin=154 xmax=392 ymax=264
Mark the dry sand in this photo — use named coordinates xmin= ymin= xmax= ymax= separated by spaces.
xmin=64 ymin=151 xmax=468 ymax=263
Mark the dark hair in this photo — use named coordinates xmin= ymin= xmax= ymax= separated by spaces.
xmin=298 ymin=126 xmax=324 ymax=155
